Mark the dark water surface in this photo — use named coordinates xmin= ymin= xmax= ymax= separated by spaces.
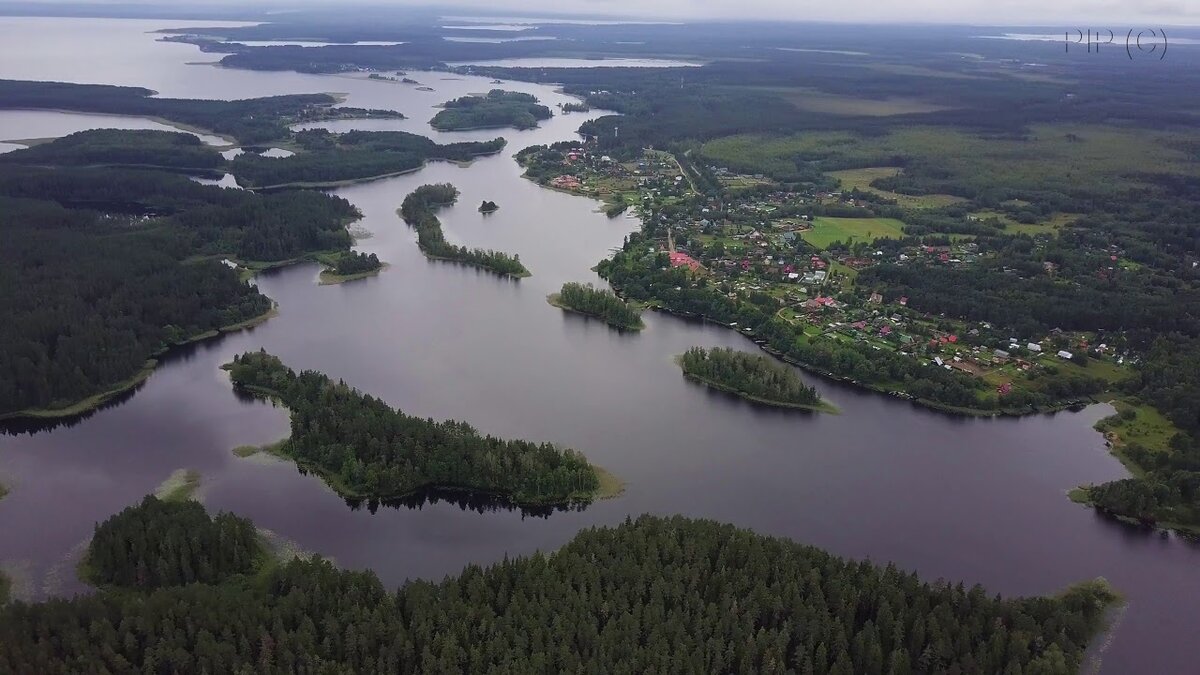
xmin=0 ymin=17 xmax=1197 ymax=674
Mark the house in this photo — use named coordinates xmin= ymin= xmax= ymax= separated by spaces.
xmin=868 ymin=292 xmax=883 ymax=304
xmin=1057 ymin=350 xmax=1074 ymax=360
xmin=993 ymin=349 xmax=1011 ymax=362
xmin=997 ymin=382 xmax=1013 ymax=396
xmin=668 ymin=251 xmax=703 ymax=272
xmin=1027 ymin=343 xmax=1043 ymax=353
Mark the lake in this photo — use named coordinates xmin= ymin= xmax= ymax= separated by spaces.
xmin=0 ymin=16 xmax=1197 ymax=674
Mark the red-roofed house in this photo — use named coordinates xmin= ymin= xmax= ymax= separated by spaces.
xmin=668 ymin=251 xmax=702 ymax=272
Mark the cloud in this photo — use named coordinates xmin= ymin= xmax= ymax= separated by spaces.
xmin=19 ymin=0 xmax=1200 ymax=24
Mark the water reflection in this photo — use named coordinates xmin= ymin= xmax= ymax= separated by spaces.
xmin=344 ymin=486 xmax=595 ymax=518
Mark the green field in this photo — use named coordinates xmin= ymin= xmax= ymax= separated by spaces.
xmin=828 ymin=167 xmax=965 ymax=208
xmin=970 ymin=210 xmax=1080 ymax=237
xmin=802 ymin=216 xmax=906 ymax=249
xmin=700 ymin=124 xmax=1200 ymax=202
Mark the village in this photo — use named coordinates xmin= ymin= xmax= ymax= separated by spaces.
xmin=519 ymin=141 xmax=1131 ymax=399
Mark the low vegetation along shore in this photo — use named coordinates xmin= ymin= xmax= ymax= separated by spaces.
xmin=548 ymin=281 xmax=644 ymax=331
xmin=224 ymin=350 xmax=618 ymax=507
xmin=317 ymin=250 xmax=384 ymax=285
xmin=398 ymin=183 xmax=530 ymax=278
xmin=677 ymin=346 xmax=836 ymax=412
xmin=1 ymin=498 xmax=1121 ymax=674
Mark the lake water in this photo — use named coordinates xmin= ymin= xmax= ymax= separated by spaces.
xmin=0 ymin=16 xmax=1197 ymax=674
xmin=0 ymin=110 xmax=231 ymax=145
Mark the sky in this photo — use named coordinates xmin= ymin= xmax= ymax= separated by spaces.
xmin=13 ymin=0 xmax=1200 ymax=25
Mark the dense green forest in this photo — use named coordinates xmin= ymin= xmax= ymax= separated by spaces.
xmin=679 ymin=346 xmax=825 ymax=409
xmin=0 ymin=507 xmax=1118 ymax=674
xmin=549 ymin=282 xmax=644 ymax=331
xmin=398 ymin=183 xmax=530 ymax=277
xmin=431 ymin=89 xmax=552 ymax=131
xmin=0 ymin=129 xmax=224 ymax=170
xmin=226 ymin=350 xmax=603 ymax=506
xmin=0 ymin=163 xmax=358 ymax=418
xmin=81 ymin=496 xmax=261 ymax=589
xmin=0 ymin=79 xmax=354 ymax=144
xmin=232 ymin=130 xmax=505 ymax=187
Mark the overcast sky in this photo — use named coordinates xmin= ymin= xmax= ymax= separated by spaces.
xmin=18 ymin=0 xmax=1200 ymax=24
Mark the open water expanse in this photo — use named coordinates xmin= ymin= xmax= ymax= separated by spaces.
xmin=0 ymin=16 xmax=1196 ymax=673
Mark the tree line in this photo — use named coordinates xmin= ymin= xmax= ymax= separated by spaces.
xmin=226 ymin=350 xmax=601 ymax=506
xmin=398 ymin=183 xmax=530 ymax=277
xmin=0 ymin=506 xmax=1119 ymax=675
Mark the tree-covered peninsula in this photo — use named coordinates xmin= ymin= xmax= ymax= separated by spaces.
xmin=225 ymin=350 xmax=608 ymax=507
xmin=678 ymin=346 xmax=832 ymax=411
xmin=0 ymin=129 xmax=224 ymax=171
xmin=231 ymin=129 xmax=505 ymax=188
xmin=0 ymin=164 xmax=359 ymax=420
xmin=319 ymin=250 xmax=383 ymax=284
xmin=398 ymin=184 xmax=529 ymax=278
xmin=430 ymin=89 xmax=552 ymax=131
xmin=548 ymin=281 xmax=644 ymax=331
xmin=1 ymin=505 xmax=1119 ymax=674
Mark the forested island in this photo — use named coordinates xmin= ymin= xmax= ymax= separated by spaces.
xmin=398 ymin=184 xmax=529 ymax=278
xmin=225 ymin=351 xmax=612 ymax=507
xmin=319 ymin=250 xmax=383 ymax=284
xmin=0 ymin=162 xmax=359 ymax=420
xmin=80 ymin=496 xmax=261 ymax=589
xmin=548 ymin=282 xmax=644 ymax=331
xmin=232 ymin=129 xmax=505 ymax=188
xmin=678 ymin=346 xmax=833 ymax=411
xmin=430 ymin=89 xmax=552 ymax=131
xmin=478 ymin=199 xmax=499 ymax=213
xmin=0 ymin=500 xmax=1119 ymax=674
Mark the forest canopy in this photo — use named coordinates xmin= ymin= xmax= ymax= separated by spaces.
xmin=0 ymin=510 xmax=1119 ymax=675
xmin=549 ymin=281 xmax=644 ymax=331
xmin=0 ymin=163 xmax=358 ymax=418
xmin=81 ymin=495 xmax=261 ymax=589
xmin=431 ymin=89 xmax=552 ymax=131
xmin=678 ymin=346 xmax=826 ymax=410
xmin=225 ymin=350 xmax=603 ymax=507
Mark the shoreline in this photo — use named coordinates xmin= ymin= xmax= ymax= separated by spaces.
xmin=0 ymin=108 xmax=238 ymax=146
xmin=0 ymin=303 xmax=279 ymax=424
xmin=515 ymin=159 xmax=1098 ymax=421
xmin=676 ymin=366 xmax=839 ymax=414
xmin=230 ymin=430 xmax=623 ymax=507
xmin=319 ymin=262 xmax=388 ymax=285
xmin=546 ymin=293 xmax=644 ymax=331
xmin=244 ymin=151 xmax=501 ymax=191
xmin=395 ymin=205 xmax=532 ymax=279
